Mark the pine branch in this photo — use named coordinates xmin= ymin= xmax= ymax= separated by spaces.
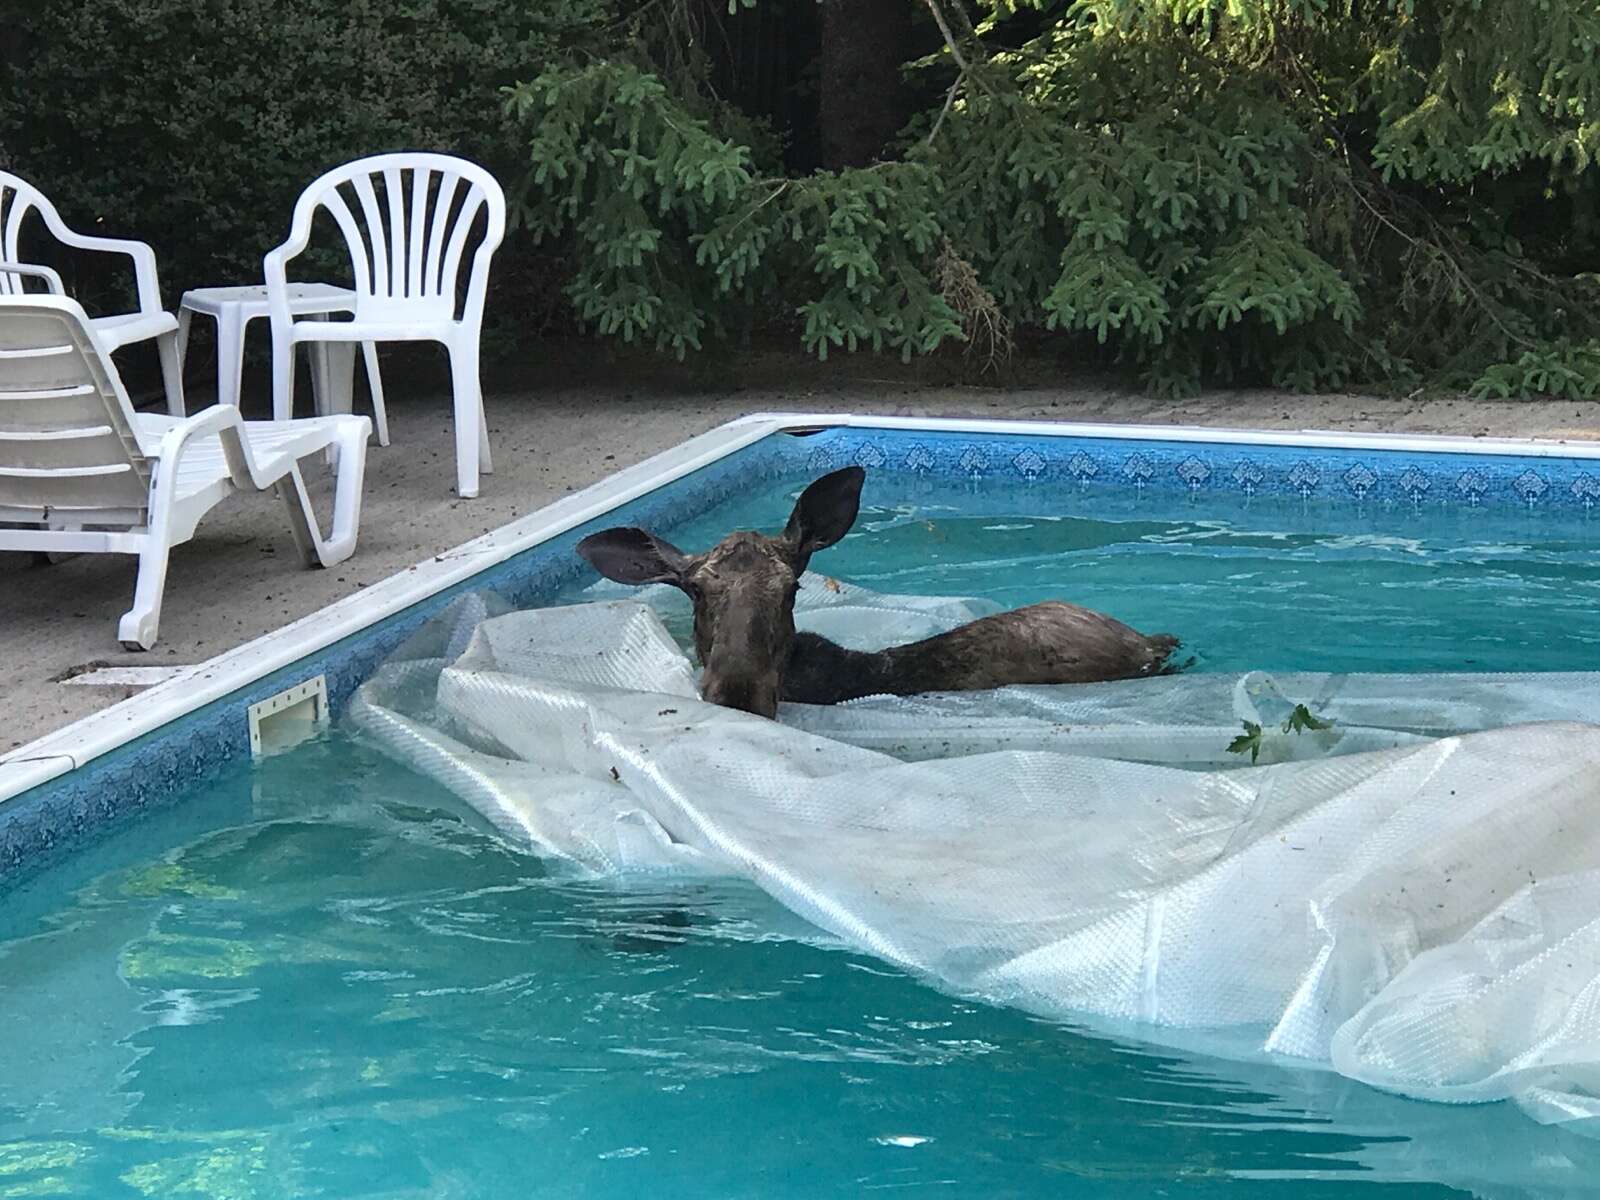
xmin=926 ymin=76 xmax=963 ymax=146
xmin=922 ymin=0 xmax=996 ymax=96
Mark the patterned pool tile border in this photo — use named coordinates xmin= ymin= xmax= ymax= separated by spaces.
xmin=5 ymin=421 xmax=1600 ymax=884
xmin=800 ymin=428 xmax=1600 ymax=514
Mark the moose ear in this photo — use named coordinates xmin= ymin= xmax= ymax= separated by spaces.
xmin=782 ymin=466 xmax=864 ymax=570
xmin=576 ymin=527 xmax=691 ymax=587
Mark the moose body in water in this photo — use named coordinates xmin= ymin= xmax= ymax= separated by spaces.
xmin=576 ymin=466 xmax=1182 ymax=719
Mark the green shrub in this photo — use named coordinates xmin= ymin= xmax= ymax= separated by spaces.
xmin=7 ymin=0 xmax=1600 ymax=399
xmin=936 ymin=1 xmax=1600 ymax=395
xmin=506 ymin=61 xmax=962 ymax=362
xmin=0 ymin=0 xmax=607 ymax=319
xmin=498 ymin=1 xmax=1600 ymax=396
xmin=917 ymin=34 xmax=1360 ymax=395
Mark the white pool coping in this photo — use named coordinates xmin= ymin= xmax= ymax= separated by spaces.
xmin=4 ymin=411 xmax=1599 ymax=807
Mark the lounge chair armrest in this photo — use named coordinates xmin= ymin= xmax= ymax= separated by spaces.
xmin=157 ymin=402 xmax=240 ymax=448
xmin=153 ymin=404 xmax=260 ymax=493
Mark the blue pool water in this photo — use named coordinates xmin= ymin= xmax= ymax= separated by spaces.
xmin=656 ymin=478 xmax=1600 ymax=675
xmin=2 ymin=473 xmax=1598 ymax=1197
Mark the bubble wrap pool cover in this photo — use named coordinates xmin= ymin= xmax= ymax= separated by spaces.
xmin=348 ymin=580 xmax=1600 ymax=1131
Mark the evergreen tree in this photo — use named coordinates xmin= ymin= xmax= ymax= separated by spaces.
xmin=512 ymin=0 xmax=1600 ymax=395
xmin=6 ymin=0 xmax=1597 ymax=396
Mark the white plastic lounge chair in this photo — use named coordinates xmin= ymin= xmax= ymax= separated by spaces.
xmin=264 ymin=153 xmax=505 ymax=498
xmin=1 ymin=171 xmax=186 ymax=416
xmin=0 ymin=293 xmax=371 ymax=650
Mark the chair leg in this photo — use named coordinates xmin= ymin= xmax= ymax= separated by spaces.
xmin=217 ymin=309 xmax=244 ymax=410
xmin=312 ymin=344 xmax=358 ymax=467
xmin=273 ymin=421 xmax=368 ymax=567
xmin=275 ymin=473 xmax=321 ymax=567
xmin=478 ymin=394 xmax=492 ymax=475
xmin=307 ymin=343 xmax=332 ymax=418
xmin=328 ymin=344 xmax=357 ymax=415
xmin=175 ymin=308 xmax=193 ymax=372
xmin=448 ymin=340 xmax=482 ymax=498
xmin=117 ymin=541 xmax=172 ymax=650
xmin=326 ymin=419 xmax=369 ymax=562
xmin=361 ymin=341 xmax=389 ymax=446
xmin=270 ymin=323 xmax=295 ymax=422
xmin=156 ymin=329 xmax=186 ymax=416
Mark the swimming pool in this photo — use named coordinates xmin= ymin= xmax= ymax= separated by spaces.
xmin=3 ymin=416 xmax=1599 ymax=1196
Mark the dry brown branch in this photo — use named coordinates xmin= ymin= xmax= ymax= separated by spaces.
xmin=1274 ymin=40 xmax=1543 ymax=357
xmin=936 ymin=237 xmax=1013 ymax=373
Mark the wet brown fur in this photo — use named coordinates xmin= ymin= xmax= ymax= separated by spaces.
xmin=575 ymin=467 xmax=1182 ymax=719
xmin=782 ymin=605 xmax=1181 ymax=705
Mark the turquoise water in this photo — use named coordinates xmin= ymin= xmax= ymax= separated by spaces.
xmin=652 ymin=480 xmax=1600 ymax=675
xmin=3 ymin=477 xmax=1599 ymax=1197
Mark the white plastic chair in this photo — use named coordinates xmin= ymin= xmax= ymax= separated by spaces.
xmin=0 ymin=170 xmax=186 ymax=416
xmin=0 ymin=292 xmax=371 ymax=650
xmin=264 ymin=153 xmax=505 ymax=497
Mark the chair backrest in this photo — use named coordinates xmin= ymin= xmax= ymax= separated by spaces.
xmin=0 ymin=295 xmax=150 ymax=519
xmin=286 ymin=153 xmax=506 ymax=327
xmin=0 ymin=172 xmax=57 ymax=298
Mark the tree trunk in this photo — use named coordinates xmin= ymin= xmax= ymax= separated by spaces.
xmin=817 ymin=0 xmax=911 ymax=170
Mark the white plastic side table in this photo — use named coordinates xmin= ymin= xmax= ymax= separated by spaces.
xmin=176 ymin=283 xmax=389 ymax=445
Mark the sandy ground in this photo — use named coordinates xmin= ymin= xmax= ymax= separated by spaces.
xmin=5 ymin=347 xmax=1598 ymax=754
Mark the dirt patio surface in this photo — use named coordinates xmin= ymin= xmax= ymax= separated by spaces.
xmin=5 ymin=349 xmax=1598 ymax=754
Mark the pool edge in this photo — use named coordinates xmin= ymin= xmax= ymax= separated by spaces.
xmin=0 ymin=412 xmax=787 ymax=806
xmin=6 ymin=409 xmax=1600 ymax=809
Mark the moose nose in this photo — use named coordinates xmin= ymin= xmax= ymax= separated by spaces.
xmin=701 ymin=671 xmax=780 ymax=720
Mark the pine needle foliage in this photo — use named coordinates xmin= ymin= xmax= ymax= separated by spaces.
xmin=506 ymin=62 xmax=961 ymax=361
xmin=9 ymin=0 xmax=1598 ymax=396
xmin=510 ymin=0 xmax=1600 ymax=396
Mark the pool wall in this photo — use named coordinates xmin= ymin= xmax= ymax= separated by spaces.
xmin=4 ymin=414 xmax=1599 ymax=883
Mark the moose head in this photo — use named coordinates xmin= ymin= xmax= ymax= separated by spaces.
xmin=575 ymin=467 xmax=866 ymax=718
